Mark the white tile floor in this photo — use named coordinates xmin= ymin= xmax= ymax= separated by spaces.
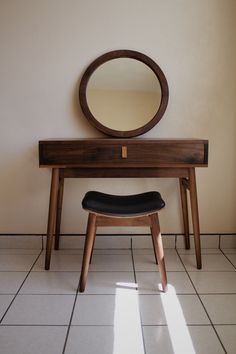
xmin=0 ymin=245 xmax=236 ymax=353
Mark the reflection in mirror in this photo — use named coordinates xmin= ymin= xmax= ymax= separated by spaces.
xmin=86 ymin=58 xmax=162 ymax=131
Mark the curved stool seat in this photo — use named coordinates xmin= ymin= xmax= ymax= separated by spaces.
xmin=82 ymin=191 xmax=165 ymax=216
xmin=79 ymin=191 xmax=167 ymax=293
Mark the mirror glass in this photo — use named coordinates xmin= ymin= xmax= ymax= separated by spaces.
xmin=79 ymin=50 xmax=169 ymax=137
xmin=86 ymin=58 xmax=162 ymax=131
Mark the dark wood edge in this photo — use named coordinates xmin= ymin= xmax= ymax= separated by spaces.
xmin=79 ymin=50 xmax=169 ymax=138
xmin=58 ymin=167 xmax=190 ymax=178
xmin=204 ymin=142 xmax=209 ymax=165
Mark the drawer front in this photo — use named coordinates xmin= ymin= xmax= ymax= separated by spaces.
xmin=39 ymin=142 xmax=125 ymax=166
xmin=39 ymin=140 xmax=208 ymax=167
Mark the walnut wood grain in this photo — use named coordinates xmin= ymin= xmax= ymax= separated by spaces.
xmin=39 ymin=138 xmax=208 ymax=168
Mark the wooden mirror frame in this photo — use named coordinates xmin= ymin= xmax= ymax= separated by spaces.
xmin=79 ymin=50 xmax=169 ymax=138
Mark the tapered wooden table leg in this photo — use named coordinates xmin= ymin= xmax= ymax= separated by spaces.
xmin=189 ymin=168 xmax=202 ymax=269
xmin=45 ymin=168 xmax=59 ymax=270
xmin=54 ymin=175 xmax=64 ymax=250
xmin=179 ymin=178 xmax=190 ymax=249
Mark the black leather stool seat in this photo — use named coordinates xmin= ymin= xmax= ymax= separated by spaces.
xmin=82 ymin=191 xmax=165 ymax=217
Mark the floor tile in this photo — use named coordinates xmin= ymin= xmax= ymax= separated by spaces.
xmin=133 ymin=249 xmax=177 ymax=255
xmin=0 ymin=254 xmax=38 ymax=271
xmin=50 ymin=249 xmax=83 ymax=255
xmin=93 ymin=249 xmax=132 ymax=255
xmin=139 ymin=294 xmax=209 ymax=325
xmin=143 ymin=325 xmax=225 ymax=354
xmin=48 ymin=248 xmax=131 ymax=255
xmin=0 ymin=249 xmax=41 ymax=255
xmin=133 ymin=249 xmax=158 ymax=255
xmin=32 ymin=253 xmax=82 ymax=271
xmin=66 ymin=325 xmax=145 ymax=354
xmin=215 ymin=325 xmax=236 ymax=354
xmin=1 ymin=245 xmax=236 ymax=353
xmin=94 ymin=235 xmax=132 ymax=249
xmin=177 ymin=248 xmax=221 ymax=255
xmin=176 ymin=234 xmax=194 ymax=249
xmin=65 ymin=326 xmax=115 ymax=354
xmin=222 ymin=248 xmax=236 ymax=254
xmin=180 ymin=254 xmax=235 ymax=271
xmin=72 ymin=295 xmax=116 ymax=325
xmin=52 ymin=235 xmax=85 ymax=249
xmin=220 ymin=235 xmax=236 ymax=248
xmin=176 ymin=235 xmax=220 ymax=249
xmin=188 ymin=271 xmax=236 ymax=293
xmin=79 ymin=272 xmax=135 ymax=294
xmin=0 ymin=295 xmax=14 ymax=319
xmin=200 ymin=294 xmax=236 ymax=324
xmin=2 ymin=294 xmax=75 ymax=325
xmin=130 ymin=235 xmax=153 ymax=249
xmin=136 ymin=271 xmax=196 ymax=294
xmin=222 ymin=253 xmax=236 ymax=267
xmin=162 ymin=235 xmax=176 ymax=248
xmin=132 ymin=235 xmax=175 ymax=249
xmin=90 ymin=254 xmax=133 ymax=271
xmin=133 ymin=252 xmax=184 ymax=271
xmin=0 ymin=235 xmax=42 ymax=249
xmin=0 ymin=272 xmax=27 ymax=294
xmin=19 ymin=272 xmax=80 ymax=294
xmin=0 ymin=326 xmax=67 ymax=354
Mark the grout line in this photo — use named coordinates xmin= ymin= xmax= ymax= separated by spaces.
xmin=0 ymin=250 xmax=44 ymax=324
xmin=219 ymin=248 xmax=236 ymax=270
xmin=175 ymin=249 xmax=228 ymax=354
xmin=1 ymin=233 xmax=236 ymax=236
xmin=0 ymin=324 xmax=68 ymax=327
xmin=62 ymin=283 xmax=80 ymax=353
xmin=2 ymin=323 xmax=236 ymax=327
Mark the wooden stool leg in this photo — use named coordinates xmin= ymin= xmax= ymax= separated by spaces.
xmin=150 ymin=214 xmax=167 ymax=292
xmin=150 ymin=227 xmax=158 ymax=265
xmin=79 ymin=213 xmax=97 ymax=292
xmin=89 ymin=236 xmax=96 ymax=264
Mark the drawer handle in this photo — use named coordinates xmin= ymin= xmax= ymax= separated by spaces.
xmin=121 ymin=146 xmax=128 ymax=159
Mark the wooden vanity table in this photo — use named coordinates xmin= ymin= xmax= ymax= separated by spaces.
xmin=39 ymin=137 xmax=208 ymax=270
xmin=39 ymin=50 xmax=209 ymax=270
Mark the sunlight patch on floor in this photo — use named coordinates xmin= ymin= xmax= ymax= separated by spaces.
xmin=113 ymin=282 xmax=145 ymax=354
xmin=160 ymin=284 xmax=196 ymax=354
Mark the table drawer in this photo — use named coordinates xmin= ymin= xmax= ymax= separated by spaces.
xmin=39 ymin=139 xmax=208 ymax=168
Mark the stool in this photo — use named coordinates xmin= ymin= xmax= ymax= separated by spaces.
xmin=79 ymin=191 xmax=167 ymax=292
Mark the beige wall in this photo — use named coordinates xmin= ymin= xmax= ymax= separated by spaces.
xmin=0 ymin=0 xmax=235 ymax=234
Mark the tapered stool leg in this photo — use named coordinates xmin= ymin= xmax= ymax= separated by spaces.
xmin=150 ymin=213 xmax=167 ymax=292
xmin=79 ymin=213 xmax=97 ymax=292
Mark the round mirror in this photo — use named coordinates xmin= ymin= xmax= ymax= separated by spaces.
xmin=79 ymin=50 xmax=169 ymax=138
